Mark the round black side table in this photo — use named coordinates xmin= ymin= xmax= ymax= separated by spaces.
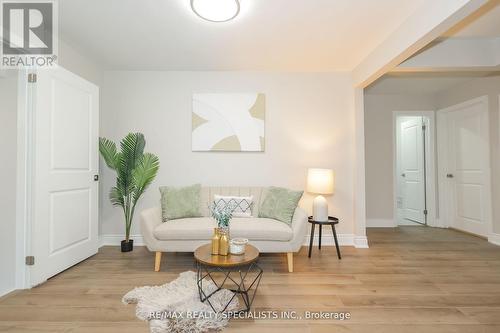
xmin=308 ymin=216 xmax=341 ymax=259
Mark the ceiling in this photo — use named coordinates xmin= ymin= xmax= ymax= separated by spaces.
xmin=58 ymin=0 xmax=427 ymax=71
xmin=365 ymin=72 xmax=499 ymax=95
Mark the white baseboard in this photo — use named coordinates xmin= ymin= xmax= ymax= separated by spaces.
xmin=366 ymin=219 xmax=395 ymax=227
xmin=99 ymin=233 xmax=369 ymax=248
xmin=99 ymin=234 xmax=145 ymax=247
xmin=488 ymin=233 xmax=500 ymax=246
xmin=0 ymin=288 xmax=15 ymax=298
xmin=354 ymin=236 xmax=369 ymax=248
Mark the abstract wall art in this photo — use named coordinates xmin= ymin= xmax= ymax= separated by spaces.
xmin=192 ymin=93 xmax=266 ymax=152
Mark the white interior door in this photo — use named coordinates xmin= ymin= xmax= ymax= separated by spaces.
xmin=30 ymin=67 xmax=99 ymax=286
xmin=439 ymin=97 xmax=492 ymax=237
xmin=400 ymin=117 xmax=426 ymax=224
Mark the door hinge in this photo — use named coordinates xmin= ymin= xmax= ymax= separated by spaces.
xmin=423 ymin=209 xmax=428 ymax=216
xmin=28 ymin=73 xmax=37 ymax=83
xmin=422 ymin=124 xmax=426 ymax=131
xmin=25 ymin=256 xmax=35 ymax=266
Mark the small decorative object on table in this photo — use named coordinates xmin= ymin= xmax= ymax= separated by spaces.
xmin=211 ymin=228 xmax=220 ymax=255
xmin=230 ymin=238 xmax=248 ymax=255
xmin=209 ymin=200 xmax=237 ymax=256
xmin=219 ymin=229 xmax=229 ymax=256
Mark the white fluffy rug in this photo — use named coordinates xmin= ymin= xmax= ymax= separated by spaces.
xmin=123 ymin=271 xmax=239 ymax=333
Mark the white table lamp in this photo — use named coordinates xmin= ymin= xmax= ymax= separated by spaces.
xmin=307 ymin=168 xmax=334 ymax=222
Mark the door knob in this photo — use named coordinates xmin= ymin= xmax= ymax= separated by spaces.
xmin=446 ymin=173 xmax=454 ymax=178
xmin=94 ymin=175 xmax=99 ymax=181
xmin=401 ymin=173 xmax=406 ymax=177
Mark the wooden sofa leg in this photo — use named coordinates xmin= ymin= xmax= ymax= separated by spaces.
xmin=154 ymin=252 xmax=162 ymax=272
xmin=287 ymin=252 xmax=293 ymax=273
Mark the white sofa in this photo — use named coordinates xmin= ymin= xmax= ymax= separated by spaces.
xmin=140 ymin=186 xmax=308 ymax=272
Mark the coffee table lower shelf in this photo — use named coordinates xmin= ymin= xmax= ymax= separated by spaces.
xmin=196 ymin=261 xmax=263 ymax=314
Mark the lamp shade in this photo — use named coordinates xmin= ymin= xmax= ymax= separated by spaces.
xmin=307 ymin=168 xmax=334 ymax=195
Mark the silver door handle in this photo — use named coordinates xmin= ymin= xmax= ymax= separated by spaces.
xmin=446 ymin=173 xmax=454 ymax=178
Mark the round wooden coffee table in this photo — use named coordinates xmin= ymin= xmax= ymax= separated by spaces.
xmin=194 ymin=244 xmax=263 ymax=314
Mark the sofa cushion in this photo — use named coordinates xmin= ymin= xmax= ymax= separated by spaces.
xmin=159 ymin=184 xmax=202 ymax=221
xmin=152 ymin=217 xmax=293 ymax=242
xmin=213 ymin=195 xmax=253 ymax=217
xmin=230 ymin=218 xmax=293 ymax=241
xmin=258 ymin=187 xmax=303 ymax=225
xmin=199 ymin=187 xmax=266 ymax=217
xmin=154 ymin=217 xmax=216 ymax=240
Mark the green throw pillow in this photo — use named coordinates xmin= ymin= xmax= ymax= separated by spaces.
xmin=258 ymin=187 xmax=303 ymax=225
xmin=159 ymin=184 xmax=202 ymax=221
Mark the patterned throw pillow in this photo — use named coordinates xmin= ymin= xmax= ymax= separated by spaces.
xmin=213 ymin=195 xmax=253 ymax=217
xmin=159 ymin=184 xmax=202 ymax=221
xmin=258 ymin=187 xmax=303 ymax=225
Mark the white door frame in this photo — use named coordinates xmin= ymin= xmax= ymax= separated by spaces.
xmin=489 ymin=96 xmax=500 ymax=245
xmin=392 ymin=111 xmax=438 ymax=228
xmin=436 ymin=96 xmax=493 ymax=234
xmin=15 ymin=69 xmax=34 ymax=289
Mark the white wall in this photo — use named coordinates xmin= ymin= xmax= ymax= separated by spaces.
xmin=0 ymin=73 xmax=18 ymax=296
xmin=364 ymin=94 xmax=435 ymax=226
xmin=58 ymin=40 xmax=103 ymax=86
xmin=435 ymin=75 xmax=500 ymax=234
xmin=100 ymin=71 xmax=357 ymax=241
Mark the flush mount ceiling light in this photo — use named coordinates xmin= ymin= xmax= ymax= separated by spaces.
xmin=190 ymin=0 xmax=240 ymax=23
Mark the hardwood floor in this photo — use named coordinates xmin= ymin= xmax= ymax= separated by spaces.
xmin=1 ymin=227 xmax=500 ymax=332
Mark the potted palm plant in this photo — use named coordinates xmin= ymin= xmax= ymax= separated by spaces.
xmin=99 ymin=133 xmax=159 ymax=252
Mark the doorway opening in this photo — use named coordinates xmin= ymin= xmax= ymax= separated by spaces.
xmin=393 ymin=111 xmax=436 ymax=227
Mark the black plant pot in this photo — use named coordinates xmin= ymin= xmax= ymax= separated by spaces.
xmin=121 ymin=239 xmax=134 ymax=252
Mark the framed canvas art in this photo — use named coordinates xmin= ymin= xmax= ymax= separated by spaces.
xmin=192 ymin=93 xmax=265 ymax=152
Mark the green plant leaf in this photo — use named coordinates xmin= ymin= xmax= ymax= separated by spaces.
xmin=109 ymin=186 xmax=125 ymax=207
xmin=120 ymin=132 xmax=145 ymax=171
xmin=132 ymin=153 xmax=160 ymax=205
xmin=99 ymin=137 xmax=120 ymax=170
xmin=119 ymin=133 xmax=145 ymax=197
